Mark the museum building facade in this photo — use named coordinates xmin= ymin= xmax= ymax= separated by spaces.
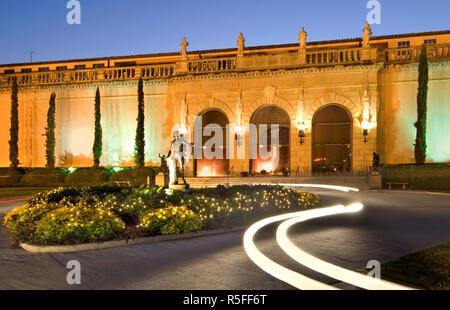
xmin=0 ymin=23 xmax=449 ymax=177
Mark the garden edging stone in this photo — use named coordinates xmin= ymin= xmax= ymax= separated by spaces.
xmin=19 ymin=226 xmax=245 ymax=253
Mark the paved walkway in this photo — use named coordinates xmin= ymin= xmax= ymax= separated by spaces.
xmin=0 ymin=190 xmax=449 ymax=289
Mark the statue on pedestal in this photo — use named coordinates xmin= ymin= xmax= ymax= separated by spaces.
xmin=180 ymin=37 xmax=189 ymax=61
xmin=362 ymin=22 xmax=372 ymax=48
xmin=298 ymin=27 xmax=307 ymax=51
xmin=237 ymin=33 xmax=245 ymax=56
xmin=166 ymin=130 xmax=191 ymax=187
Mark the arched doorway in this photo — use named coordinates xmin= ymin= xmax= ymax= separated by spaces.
xmin=312 ymin=104 xmax=352 ymax=174
xmin=250 ymin=105 xmax=290 ymax=174
xmin=195 ymin=109 xmax=230 ymax=177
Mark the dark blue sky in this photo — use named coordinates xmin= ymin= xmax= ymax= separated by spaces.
xmin=0 ymin=0 xmax=449 ymax=64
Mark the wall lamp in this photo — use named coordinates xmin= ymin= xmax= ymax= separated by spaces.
xmin=235 ymin=124 xmax=244 ymax=147
xmin=297 ymin=122 xmax=307 ymax=145
xmin=361 ymin=119 xmax=370 ymax=143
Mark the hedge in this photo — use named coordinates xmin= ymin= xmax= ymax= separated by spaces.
xmin=65 ymin=168 xmax=110 ymax=186
xmin=20 ymin=169 xmax=66 ymax=187
xmin=109 ymin=168 xmax=156 ymax=186
xmin=0 ymin=168 xmax=24 ymax=187
xmin=382 ymin=164 xmax=450 ymax=190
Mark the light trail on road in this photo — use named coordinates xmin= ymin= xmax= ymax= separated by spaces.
xmin=243 ymin=184 xmax=414 ymax=290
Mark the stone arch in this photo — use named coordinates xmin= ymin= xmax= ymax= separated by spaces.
xmin=305 ymin=93 xmax=360 ymax=123
xmin=193 ymin=108 xmax=230 ymax=177
xmin=242 ymin=94 xmax=297 ymax=125
xmin=188 ymin=98 xmax=235 ymax=127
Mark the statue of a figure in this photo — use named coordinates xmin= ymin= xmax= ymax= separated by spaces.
xmin=167 ymin=131 xmax=191 ymax=185
xmin=298 ymin=27 xmax=307 ymax=50
xmin=362 ymin=22 xmax=372 ymax=48
xmin=159 ymin=154 xmax=169 ymax=173
xmin=180 ymin=37 xmax=189 ymax=61
xmin=372 ymin=152 xmax=380 ymax=171
xmin=237 ymin=33 xmax=245 ymax=56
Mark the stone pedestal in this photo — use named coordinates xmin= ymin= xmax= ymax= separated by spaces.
xmin=177 ymin=61 xmax=189 ymax=73
xmin=298 ymin=50 xmax=306 ymax=65
xmin=369 ymin=171 xmax=382 ymax=190
xmin=155 ymin=172 xmax=170 ymax=188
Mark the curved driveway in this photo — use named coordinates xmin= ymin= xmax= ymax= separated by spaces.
xmin=0 ymin=190 xmax=449 ymax=290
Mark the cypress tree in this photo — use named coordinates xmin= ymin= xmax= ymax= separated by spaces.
xmin=93 ymin=87 xmax=103 ymax=168
xmin=134 ymin=77 xmax=145 ymax=168
xmin=9 ymin=78 xmax=19 ymax=168
xmin=414 ymin=45 xmax=429 ymax=164
xmin=45 ymin=93 xmax=56 ymax=169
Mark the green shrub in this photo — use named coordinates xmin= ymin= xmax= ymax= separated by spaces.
xmin=140 ymin=206 xmax=202 ymax=235
xmin=20 ymin=169 xmax=66 ymax=187
xmin=184 ymin=185 xmax=320 ymax=229
xmin=0 ymin=168 xmax=24 ymax=187
xmin=4 ymin=200 xmax=64 ymax=243
xmin=109 ymin=168 xmax=156 ymax=186
xmin=35 ymin=202 xmax=125 ymax=245
xmin=65 ymin=168 xmax=110 ymax=186
xmin=4 ymin=184 xmax=320 ymax=245
xmin=96 ymin=186 xmax=169 ymax=224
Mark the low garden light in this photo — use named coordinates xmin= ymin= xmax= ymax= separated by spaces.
xmin=296 ymin=122 xmax=307 ymax=145
xmin=112 ymin=167 xmax=124 ymax=173
xmin=68 ymin=167 xmax=77 ymax=174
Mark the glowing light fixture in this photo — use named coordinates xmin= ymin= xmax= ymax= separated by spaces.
xmin=361 ymin=119 xmax=370 ymax=143
xmin=296 ymin=122 xmax=307 ymax=145
xmin=234 ymin=123 xmax=244 ymax=147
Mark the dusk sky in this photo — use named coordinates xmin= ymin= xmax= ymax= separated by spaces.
xmin=0 ymin=0 xmax=449 ymax=64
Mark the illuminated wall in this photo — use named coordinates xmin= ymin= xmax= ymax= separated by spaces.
xmin=379 ymin=62 xmax=450 ymax=163
xmin=0 ymin=82 xmax=171 ymax=167
xmin=0 ymin=62 xmax=449 ymax=170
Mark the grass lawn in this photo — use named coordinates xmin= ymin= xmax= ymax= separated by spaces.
xmin=382 ymin=242 xmax=450 ymax=290
xmin=0 ymin=187 xmax=54 ymax=199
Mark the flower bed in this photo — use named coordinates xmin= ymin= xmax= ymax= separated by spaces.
xmin=4 ymin=184 xmax=320 ymax=246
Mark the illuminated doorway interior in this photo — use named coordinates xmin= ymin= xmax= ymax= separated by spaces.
xmin=195 ymin=109 xmax=230 ymax=177
xmin=312 ymin=105 xmax=352 ymax=174
xmin=250 ymin=105 xmax=290 ymax=174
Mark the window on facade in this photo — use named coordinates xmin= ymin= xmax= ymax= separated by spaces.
xmin=424 ymin=39 xmax=437 ymax=45
xmin=38 ymin=67 xmax=49 ymax=72
xmin=21 ymin=68 xmax=32 ymax=73
xmin=93 ymin=63 xmax=105 ymax=68
xmin=74 ymin=65 xmax=86 ymax=70
xmin=4 ymin=69 xmax=15 ymax=74
xmin=398 ymin=41 xmax=410 ymax=48
xmin=56 ymin=66 xmax=68 ymax=71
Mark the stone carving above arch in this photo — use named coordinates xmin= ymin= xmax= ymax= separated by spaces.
xmin=305 ymin=93 xmax=360 ymax=122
